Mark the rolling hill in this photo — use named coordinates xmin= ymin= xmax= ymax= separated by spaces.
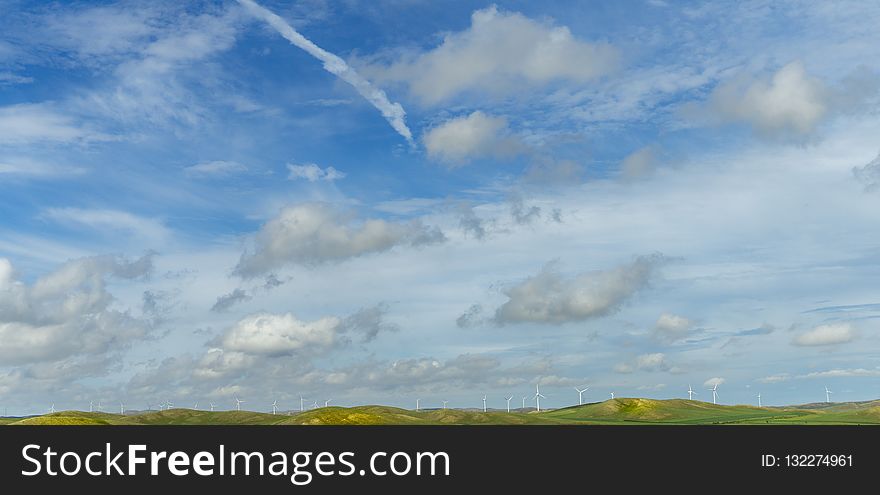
xmin=5 ymin=398 xmax=880 ymax=425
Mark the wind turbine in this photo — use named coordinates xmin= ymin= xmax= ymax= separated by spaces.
xmin=312 ymin=400 xmax=318 ymax=409
xmin=757 ymin=393 xmax=762 ymax=407
xmin=442 ymin=400 xmax=448 ymax=410
xmin=505 ymin=396 xmax=513 ymax=413
xmin=193 ymin=402 xmax=199 ymax=410
xmin=534 ymin=384 xmax=545 ymax=412
xmin=575 ymin=386 xmax=589 ymax=405
xmin=708 ymin=384 xmax=719 ymax=405
xmin=210 ymin=402 xmax=216 ymax=412
xmin=89 ymin=400 xmax=94 ymax=413
xmin=234 ymin=396 xmax=244 ymax=411
xmin=416 ymin=399 xmax=420 ymax=411
xmin=97 ymin=401 xmax=104 ymax=412
xmin=300 ymin=396 xmax=305 ymax=412
xmin=120 ymin=403 xmax=125 ymax=415
xmin=164 ymin=400 xmax=173 ymax=410
xmin=482 ymin=395 xmax=487 ymax=413
xmin=825 ymin=386 xmax=833 ymax=403
xmin=522 ymin=396 xmax=527 ymax=410
xmin=272 ymin=400 xmax=278 ymax=415
xmin=324 ymin=399 xmax=331 ymax=408
xmin=610 ymin=392 xmax=615 ymax=400
xmin=49 ymin=404 xmax=55 ymax=414
xmin=688 ymin=384 xmax=697 ymax=401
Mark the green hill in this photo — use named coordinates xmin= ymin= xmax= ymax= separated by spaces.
xmin=5 ymin=399 xmax=880 ymax=425
xmin=278 ymin=406 xmax=427 ymax=425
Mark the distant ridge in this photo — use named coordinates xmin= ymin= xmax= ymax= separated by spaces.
xmin=5 ymin=398 xmax=880 ymax=425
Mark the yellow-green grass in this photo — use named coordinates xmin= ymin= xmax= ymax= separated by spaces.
xmin=5 ymin=399 xmax=880 ymax=425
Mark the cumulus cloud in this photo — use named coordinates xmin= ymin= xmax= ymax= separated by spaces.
xmin=792 ymin=323 xmax=855 ymax=346
xmin=423 ymin=111 xmax=523 ymax=165
xmin=620 ymin=146 xmax=658 ymax=180
xmin=703 ymin=377 xmax=725 ymax=388
xmin=508 ymin=195 xmax=542 ymax=225
xmin=653 ymin=313 xmax=694 ymax=342
xmin=338 ymin=303 xmax=399 ymax=343
xmin=493 ymin=255 xmax=666 ymax=325
xmin=0 ymin=254 xmax=153 ymax=365
xmin=184 ymin=160 xmax=248 ymax=178
xmin=703 ymin=61 xmax=828 ymax=137
xmin=219 ymin=312 xmax=339 ymax=357
xmin=456 ymin=203 xmax=493 ymax=240
xmin=456 ymin=304 xmax=485 ymax=329
xmin=287 ymin=163 xmax=345 ymax=182
xmin=234 ymin=202 xmax=445 ymax=277
xmin=853 ymin=151 xmax=880 ymax=192
xmin=615 ymin=353 xmax=673 ymax=374
xmin=213 ymin=303 xmax=395 ymax=358
xmin=366 ymin=5 xmax=619 ymax=105
xmin=211 ymin=288 xmax=252 ymax=312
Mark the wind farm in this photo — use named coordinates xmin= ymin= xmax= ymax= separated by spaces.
xmin=6 ymin=385 xmax=880 ymax=426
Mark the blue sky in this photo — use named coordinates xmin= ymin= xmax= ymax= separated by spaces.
xmin=1 ymin=0 xmax=880 ymax=414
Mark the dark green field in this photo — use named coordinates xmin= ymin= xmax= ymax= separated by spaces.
xmin=4 ymin=398 xmax=880 ymax=425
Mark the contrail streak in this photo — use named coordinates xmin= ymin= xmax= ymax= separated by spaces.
xmin=237 ymin=0 xmax=414 ymax=145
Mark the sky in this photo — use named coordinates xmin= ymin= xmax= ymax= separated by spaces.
xmin=1 ymin=0 xmax=880 ymax=415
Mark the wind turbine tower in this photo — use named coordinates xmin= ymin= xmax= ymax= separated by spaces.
xmin=505 ymin=396 xmax=513 ymax=413
xmin=482 ymin=395 xmax=487 ymax=413
xmin=534 ymin=384 xmax=545 ymax=412
xmin=688 ymin=384 xmax=696 ymax=401
xmin=709 ymin=384 xmax=718 ymax=405
xmin=825 ymin=386 xmax=833 ymax=403
xmin=272 ymin=400 xmax=278 ymax=415
xmin=442 ymin=401 xmax=448 ymax=410
xmin=757 ymin=393 xmax=762 ymax=407
xmin=575 ymin=386 xmax=589 ymax=405
xmin=234 ymin=396 xmax=244 ymax=411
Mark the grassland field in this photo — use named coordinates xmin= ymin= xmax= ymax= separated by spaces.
xmin=3 ymin=398 xmax=880 ymax=425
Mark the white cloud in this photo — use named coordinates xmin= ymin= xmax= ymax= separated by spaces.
xmin=757 ymin=373 xmax=791 ymax=384
xmin=620 ymin=146 xmax=658 ymax=180
xmin=0 ymin=157 xmax=86 ymax=178
xmin=798 ymin=368 xmax=880 ymax=379
xmin=703 ymin=377 xmax=725 ymax=388
xmin=704 ymin=61 xmax=828 ymax=137
xmin=287 ymin=163 xmax=346 ymax=182
xmin=853 ymin=151 xmax=880 ymax=192
xmin=0 ymin=103 xmax=107 ymax=144
xmin=237 ymin=0 xmax=413 ymax=144
xmin=423 ymin=111 xmax=523 ymax=165
xmin=792 ymin=323 xmax=855 ymax=346
xmin=220 ymin=312 xmax=340 ymax=357
xmin=184 ymin=160 xmax=248 ymax=178
xmin=367 ymin=5 xmax=619 ymax=105
xmin=235 ymin=202 xmax=445 ymax=277
xmin=0 ymin=254 xmax=153 ymax=365
xmin=43 ymin=208 xmax=170 ymax=245
xmin=615 ymin=353 xmax=673 ymax=373
xmin=493 ymin=255 xmax=665 ymax=325
xmin=653 ymin=313 xmax=694 ymax=342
